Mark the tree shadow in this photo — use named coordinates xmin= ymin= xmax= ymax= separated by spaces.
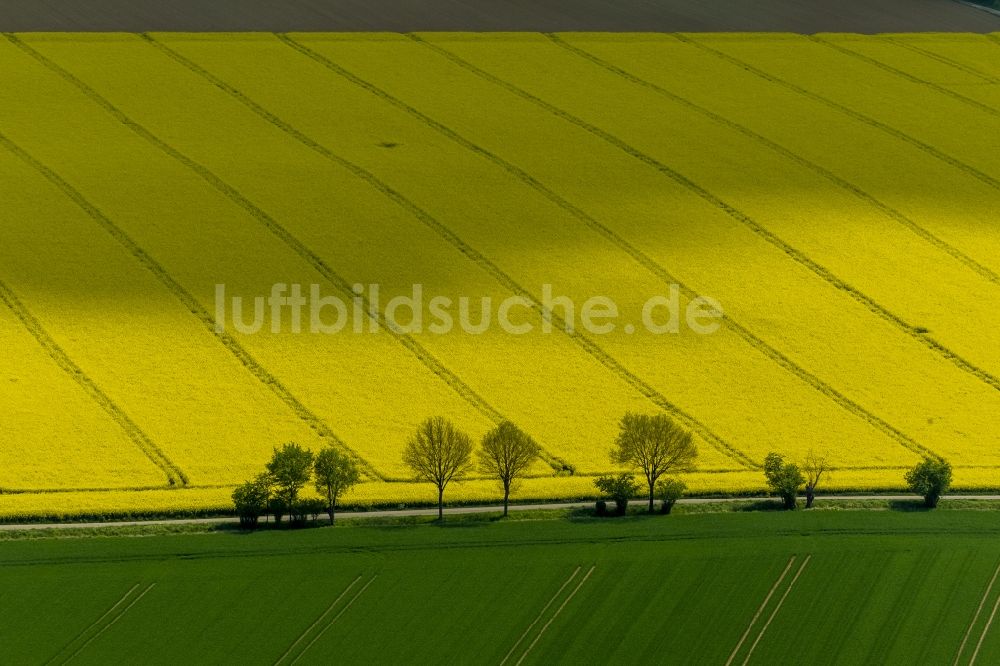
xmin=888 ymin=499 xmax=932 ymax=512
xmin=735 ymin=500 xmax=788 ymax=512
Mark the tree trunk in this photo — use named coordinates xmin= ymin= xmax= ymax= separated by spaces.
xmin=438 ymin=487 xmax=444 ymax=521
xmin=805 ymin=488 xmax=815 ymax=509
xmin=503 ymin=484 xmax=510 ymax=517
xmin=648 ymin=479 xmax=656 ymax=513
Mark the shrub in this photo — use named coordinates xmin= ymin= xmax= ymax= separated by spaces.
xmin=299 ymin=498 xmax=327 ymax=523
xmin=656 ymin=477 xmax=687 ymax=515
xmin=594 ymin=473 xmax=641 ymax=516
xmin=905 ymin=457 xmax=952 ymax=508
xmin=763 ymin=453 xmax=805 ymax=510
xmin=268 ymin=497 xmax=287 ymax=525
xmin=232 ymin=474 xmax=271 ymax=529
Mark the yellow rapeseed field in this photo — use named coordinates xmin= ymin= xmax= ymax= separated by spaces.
xmin=2 ymin=32 xmax=998 ymax=518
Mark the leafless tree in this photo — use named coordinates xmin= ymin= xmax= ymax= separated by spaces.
xmin=478 ymin=421 xmax=540 ymax=516
xmin=803 ymin=450 xmax=830 ymax=509
xmin=403 ymin=416 xmax=474 ymax=520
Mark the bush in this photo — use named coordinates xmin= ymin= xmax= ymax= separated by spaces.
xmin=299 ymin=498 xmax=327 ymax=523
xmin=905 ymin=457 xmax=952 ymax=508
xmin=268 ymin=497 xmax=287 ymax=525
xmin=763 ymin=453 xmax=805 ymax=510
xmin=656 ymin=477 xmax=686 ymax=515
xmin=232 ymin=475 xmax=271 ymax=530
xmin=594 ymin=473 xmax=641 ymax=516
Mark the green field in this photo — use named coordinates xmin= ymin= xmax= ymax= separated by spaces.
xmin=4 ymin=510 xmax=1000 ymax=664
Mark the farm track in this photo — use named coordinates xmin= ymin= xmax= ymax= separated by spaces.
xmin=288 ymin=576 xmax=378 ymax=665
xmin=740 ymin=555 xmax=810 ymax=664
xmin=501 ymin=566 xmax=581 ymax=666
xmin=9 ymin=494 xmax=1000 ymax=532
xmin=0 ymin=262 xmax=185 ymax=487
xmin=45 ymin=583 xmax=140 ymax=665
xmin=970 ymin=588 xmax=1000 ymax=665
xmin=514 ymin=565 xmax=596 ymax=665
xmin=147 ymin=32 xmax=758 ymax=471
xmin=546 ymin=34 xmax=1000 ymax=289
xmin=955 ymin=560 xmax=1000 ymax=665
xmin=726 ymin=556 xmax=796 ymax=666
xmin=58 ymin=583 xmax=156 ymax=664
xmin=272 ymin=34 xmax=947 ymax=466
xmin=275 ymin=575 xmax=362 ymax=665
xmin=810 ymin=35 xmax=1000 ymax=121
xmin=3 ymin=33 xmax=536 ymax=481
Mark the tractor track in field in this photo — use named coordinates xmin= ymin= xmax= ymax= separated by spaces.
xmin=147 ymin=32 xmax=758 ymax=471
xmin=270 ymin=34 xmax=947 ymax=466
xmin=3 ymin=33 xmax=535 ymax=480
xmin=810 ymin=35 xmax=1000 ymax=121
xmin=514 ymin=565 xmax=595 ymax=665
xmin=6 ymin=34 xmax=584 ymax=480
xmin=677 ymin=33 xmax=1000 ymax=263
xmin=132 ymin=34 xmax=580 ymax=475
xmin=673 ymin=34 xmax=1000 ymax=244
xmin=955 ymin=560 xmax=1000 ymax=666
xmin=46 ymin=583 xmax=141 ymax=665
xmin=885 ymin=37 xmax=1000 ymax=84
xmin=526 ymin=31 xmax=1000 ymax=398
xmin=0 ymin=267 xmax=186 ymax=487
xmin=740 ymin=555 xmax=811 ymax=665
xmin=546 ymin=33 xmax=1000 ymax=289
xmin=0 ymin=116 xmax=382 ymax=486
xmin=288 ymin=575 xmax=378 ymax=665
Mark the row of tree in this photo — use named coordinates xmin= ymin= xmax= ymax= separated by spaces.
xmin=234 ymin=410 xmax=955 ymax=526
xmin=233 ymin=416 xmax=545 ymax=527
xmin=233 ymin=444 xmax=361 ymax=528
xmin=234 ymin=411 xmax=697 ymax=526
xmin=761 ymin=451 xmax=953 ymax=510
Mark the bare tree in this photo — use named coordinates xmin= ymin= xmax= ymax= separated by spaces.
xmin=611 ymin=412 xmax=698 ymax=512
xmin=802 ymin=450 xmax=830 ymax=509
xmin=403 ymin=416 xmax=474 ymax=520
xmin=478 ymin=421 xmax=540 ymax=517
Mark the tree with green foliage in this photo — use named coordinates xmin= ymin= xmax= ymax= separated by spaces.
xmin=266 ymin=442 xmax=314 ymax=525
xmin=232 ymin=473 xmax=271 ymax=529
xmin=803 ymin=450 xmax=830 ymax=509
xmin=656 ymin=477 xmax=687 ymax=515
xmin=905 ymin=457 xmax=952 ymax=508
xmin=594 ymin=473 xmax=642 ymax=516
xmin=403 ymin=416 xmax=474 ymax=520
xmin=763 ymin=452 xmax=805 ymax=510
xmin=611 ymin=412 xmax=698 ymax=513
xmin=478 ymin=421 xmax=540 ymax=517
xmin=313 ymin=446 xmax=361 ymax=524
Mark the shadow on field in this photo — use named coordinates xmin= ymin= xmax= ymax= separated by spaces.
xmin=887 ymin=500 xmax=933 ymax=512
xmin=735 ymin=500 xmax=788 ymax=512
